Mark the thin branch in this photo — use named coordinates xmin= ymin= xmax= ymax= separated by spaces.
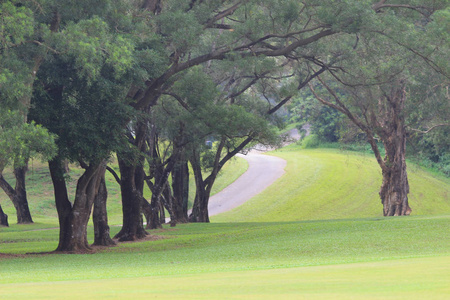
xmin=408 ymin=124 xmax=450 ymax=134
xmin=267 ymin=66 xmax=326 ymax=115
xmin=206 ymin=23 xmax=233 ymax=30
xmin=233 ymin=25 xmax=329 ymax=52
xmin=162 ymin=92 xmax=191 ymax=111
xmin=206 ymin=1 xmax=242 ymax=27
xmin=106 ymin=166 xmax=121 ymax=185
xmin=308 ymin=78 xmax=387 ymax=171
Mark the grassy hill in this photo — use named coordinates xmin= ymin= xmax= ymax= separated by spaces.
xmin=214 ymin=145 xmax=450 ymax=222
xmin=1 ymin=147 xmax=449 ymax=299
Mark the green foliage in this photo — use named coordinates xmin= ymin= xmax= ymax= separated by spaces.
xmin=0 ymin=1 xmax=34 ymax=49
xmin=288 ymin=90 xmax=344 ymax=143
xmin=0 ymin=109 xmax=56 ymax=171
xmin=314 ymin=0 xmax=374 ymax=33
xmin=299 ymin=134 xmax=320 ymax=149
xmin=408 ymin=127 xmax=450 ymax=177
xmin=0 ymin=1 xmax=36 ymax=108
xmin=46 ymin=16 xmax=135 ymax=83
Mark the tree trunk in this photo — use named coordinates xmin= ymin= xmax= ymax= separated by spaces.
xmin=171 ymin=159 xmax=189 ymax=223
xmin=146 ymin=179 xmax=165 ymax=230
xmin=114 ymin=155 xmax=148 ymax=241
xmin=189 ymin=191 xmax=210 ymax=223
xmin=0 ymin=204 xmax=8 ymax=227
xmin=0 ymin=165 xmax=33 ymax=224
xmin=378 ymin=83 xmax=412 ymax=216
xmin=379 ymin=126 xmax=412 ymax=216
xmin=49 ymin=157 xmax=105 ymax=252
xmin=310 ymin=78 xmax=413 ymax=217
xmin=92 ymin=174 xmax=116 ymax=246
xmin=188 ymin=150 xmax=212 ymax=223
xmin=160 ymin=187 xmax=169 ymax=223
xmin=12 ymin=166 xmax=33 ymax=223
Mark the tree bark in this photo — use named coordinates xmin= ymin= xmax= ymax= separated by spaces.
xmin=145 ymin=163 xmax=177 ymax=229
xmin=171 ymin=158 xmax=189 ymax=223
xmin=189 ymin=150 xmax=212 ymax=223
xmin=377 ymin=86 xmax=412 ymax=216
xmin=0 ymin=165 xmax=33 ymax=224
xmin=12 ymin=166 xmax=33 ymax=223
xmin=0 ymin=204 xmax=8 ymax=227
xmin=189 ymin=191 xmax=210 ymax=223
xmin=114 ymin=155 xmax=148 ymax=241
xmin=92 ymin=174 xmax=116 ymax=246
xmin=49 ymin=157 xmax=105 ymax=252
xmin=379 ymin=150 xmax=411 ymax=216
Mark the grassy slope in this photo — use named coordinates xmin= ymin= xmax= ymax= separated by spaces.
xmin=213 ymin=145 xmax=450 ymax=222
xmin=1 ymin=147 xmax=450 ymax=299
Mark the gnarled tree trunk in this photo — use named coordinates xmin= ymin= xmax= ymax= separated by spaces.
xmin=376 ymin=88 xmax=411 ymax=216
xmin=49 ymin=157 xmax=106 ymax=252
xmin=114 ymin=156 xmax=148 ymax=241
xmin=376 ymin=83 xmax=412 ymax=216
xmin=0 ymin=166 xmax=33 ymax=224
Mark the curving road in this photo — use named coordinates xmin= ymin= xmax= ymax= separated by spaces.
xmin=208 ymin=150 xmax=287 ymax=216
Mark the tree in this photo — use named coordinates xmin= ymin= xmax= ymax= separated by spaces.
xmin=0 ymin=109 xmax=56 ymax=224
xmin=307 ymin=1 xmax=449 ymax=216
xmin=0 ymin=1 xmax=58 ymax=224
xmin=115 ymin=0 xmax=362 ymax=233
xmin=29 ymin=1 xmax=136 ymax=251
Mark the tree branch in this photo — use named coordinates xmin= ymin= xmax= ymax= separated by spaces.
xmin=0 ymin=173 xmax=15 ymax=199
xmin=308 ymin=78 xmax=387 ymax=170
xmin=106 ymin=166 xmax=121 ymax=185
xmin=267 ymin=66 xmax=327 ymax=115
xmin=206 ymin=1 xmax=242 ymax=27
xmin=408 ymin=124 xmax=450 ymax=134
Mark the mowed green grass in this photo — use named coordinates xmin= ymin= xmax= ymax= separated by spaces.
xmin=1 ymin=216 xmax=450 ymax=299
xmin=1 ymin=147 xmax=450 ymax=299
xmin=213 ymin=145 xmax=450 ymax=222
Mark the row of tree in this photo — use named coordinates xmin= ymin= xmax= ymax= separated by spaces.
xmin=0 ymin=0 xmax=448 ymax=252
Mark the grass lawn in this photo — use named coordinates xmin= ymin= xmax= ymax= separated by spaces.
xmin=1 ymin=147 xmax=449 ymax=299
xmin=213 ymin=145 xmax=450 ymax=222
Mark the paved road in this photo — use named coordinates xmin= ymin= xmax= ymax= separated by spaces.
xmin=208 ymin=150 xmax=287 ymax=216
